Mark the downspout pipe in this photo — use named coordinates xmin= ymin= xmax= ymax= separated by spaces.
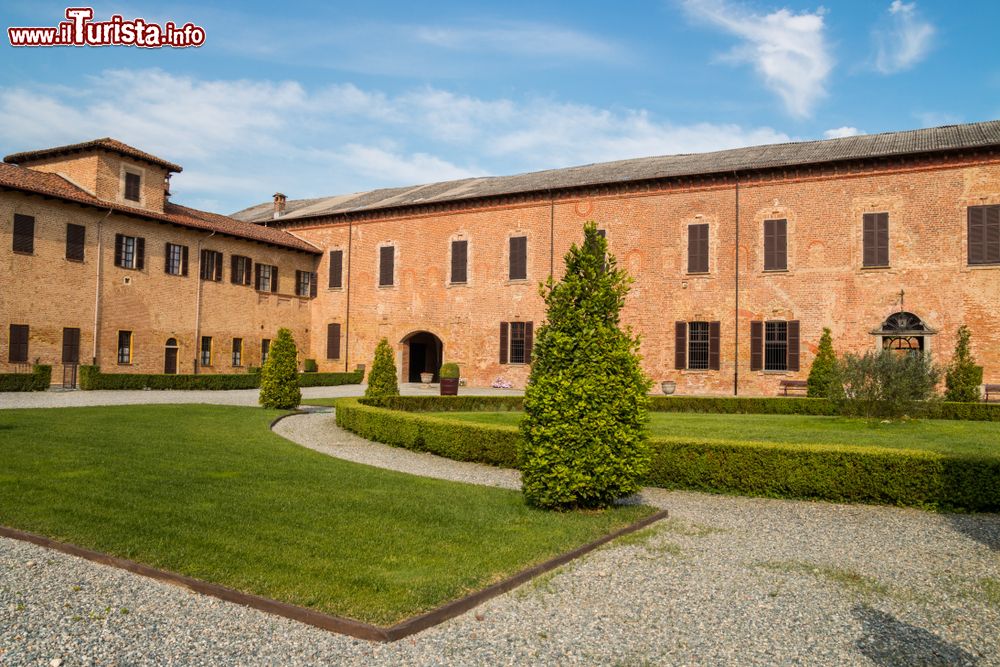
xmin=193 ymin=231 xmax=216 ymax=374
xmin=344 ymin=219 xmax=353 ymax=373
xmin=733 ymin=172 xmax=740 ymax=396
xmin=91 ymin=208 xmax=113 ymax=365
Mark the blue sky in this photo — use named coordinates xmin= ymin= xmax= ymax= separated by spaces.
xmin=2 ymin=0 xmax=998 ymax=214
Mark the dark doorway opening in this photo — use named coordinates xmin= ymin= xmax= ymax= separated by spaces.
xmin=164 ymin=338 xmax=179 ymax=374
xmin=402 ymin=331 xmax=443 ymax=382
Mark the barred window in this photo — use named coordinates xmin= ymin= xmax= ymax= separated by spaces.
xmin=509 ymin=322 xmax=527 ymax=364
xmin=687 ymin=322 xmax=710 ymax=370
xmin=764 ymin=321 xmax=788 ymax=371
xmin=117 ymin=331 xmax=133 ymax=365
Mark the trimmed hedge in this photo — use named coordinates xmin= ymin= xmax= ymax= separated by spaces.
xmin=0 ymin=365 xmax=51 ymax=392
xmin=79 ymin=366 xmax=362 ymax=391
xmin=334 ymin=398 xmax=1000 ymax=511
xmin=360 ymin=395 xmax=524 ymax=412
xmin=336 ymin=398 xmax=519 ymax=467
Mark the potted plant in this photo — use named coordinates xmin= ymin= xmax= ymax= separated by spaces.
xmin=419 ymin=371 xmax=434 ymax=385
xmin=439 ymin=362 xmax=460 ymax=396
xmin=660 ymin=380 xmax=676 ymax=395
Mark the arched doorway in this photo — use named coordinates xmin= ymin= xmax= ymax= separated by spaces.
xmin=401 ymin=331 xmax=443 ymax=382
xmin=164 ymin=338 xmax=179 ymax=374
xmin=871 ymin=311 xmax=935 ymax=357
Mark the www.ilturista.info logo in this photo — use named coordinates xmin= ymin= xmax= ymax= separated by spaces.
xmin=8 ymin=7 xmax=206 ymax=48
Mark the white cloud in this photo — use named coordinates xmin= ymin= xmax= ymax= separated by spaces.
xmin=874 ymin=1 xmax=935 ymax=74
xmin=681 ymin=0 xmax=832 ymax=118
xmin=411 ymin=21 xmax=622 ymax=60
xmin=823 ymin=126 xmax=862 ymax=139
xmin=0 ymin=69 xmax=793 ymax=213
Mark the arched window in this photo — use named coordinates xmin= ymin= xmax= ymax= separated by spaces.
xmin=871 ymin=312 xmax=935 ymax=356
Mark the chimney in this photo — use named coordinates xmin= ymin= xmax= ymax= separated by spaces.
xmin=273 ymin=192 xmax=287 ymax=219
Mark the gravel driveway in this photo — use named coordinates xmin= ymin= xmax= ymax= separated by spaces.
xmin=2 ymin=411 xmax=998 ymax=665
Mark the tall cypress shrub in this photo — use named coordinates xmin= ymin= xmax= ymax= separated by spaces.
xmin=945 ymin=325 xmax=983 ymax=402
xmin=365 ymin=338 xmax=400 ymax=398
xmin=258 ymin=327 xmax=301 ymax=409
xmin=521 ymin=222 xmax=652 ymax=510
xmin=807 ymin=327 xmax=839 ymax=398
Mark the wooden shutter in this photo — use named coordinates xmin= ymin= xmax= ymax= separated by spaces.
xmin=114 ymin=234 xmax=124 ymax=267
xmin=509 ymin=237 xmax=527 ymax=280
xmin=863 ymin=213 xmax=889 ymax=267
xmin=62 ymin=327 xmax=80 ymax=363
xmin=764 ymin=219 xmax=787 ymax=271
xmin=688 ymin=224 xmax=708 ymax=273
xmin=329 ymin=250 xmax=343 ymax=289
xmin=12 ymin=214 xmax=34 ymax=254
xmin=310 ymin=272 xmax=318 ymax=298
xmin=750 ymin=321 xmax=763 ymax=372
xmin=379 ymin=246 xmax=394 ymax=286
xmin=499 ymin=322 xmax=509 ymax=364
xmin=674 ymin=321 xmax=687 ymax=370
xmin=231 ymin=255 xmax=239 ymax=283
xmin=524 ymin=321 xmax=534 ymax=363
xmin=254 ymin=263 xmax=262 ymax=290
xmin=182 ymin=246 xmax=189 ymax=276
xmin=136 ymin=237 xmax=145 ymax=270
xmin=327 ymin=323 xmax=341 ymax=360
xmin=451 ymin=240 xmax=468 ymax=283
xmin=9 ymin=324 xmax=28 ymax=363
xmin=165 ymin=243 xmax=173 ymax=273
xmin=709 ymin=321 xmax=721 ymax=370
xmin=125 ymin=172 xmax=140 ymax=201
xmin=787 ymin=320 xmax=800 ymax=372
xmin=983 ymin=206 xmax=1000 ymax=264
xmin=271 ymin=267 xmax=279 ymax=293
xmin=214 ymin=252 xmax=222 ymax=281
xmin=66 ymin=224 xmax=85 ymax=261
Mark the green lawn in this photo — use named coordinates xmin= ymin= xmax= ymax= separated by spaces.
xmin=428 ymin=411 xmax=1000 ymax=457
xmin=0 ymin=405 xmax=651 ymax=625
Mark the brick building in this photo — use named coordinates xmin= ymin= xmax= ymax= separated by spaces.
xmin=3 ymin=120 xmax=999 ymax=395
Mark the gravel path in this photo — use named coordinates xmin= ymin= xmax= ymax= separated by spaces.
xmin=0 ymin=383 xmax=521 ymax=410
xmin=2 ymin=411 xmax=999 ymax=665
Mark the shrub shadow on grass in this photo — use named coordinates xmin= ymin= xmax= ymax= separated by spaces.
xmin=853 ymin=604 xmax=979 ymax=666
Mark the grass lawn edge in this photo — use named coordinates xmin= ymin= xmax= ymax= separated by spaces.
xmin=0 ymin=509 xmax=668 ymax=642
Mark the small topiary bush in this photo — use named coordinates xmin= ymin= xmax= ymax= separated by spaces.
xmin=365 ymin=338 xmax=399 ymax=398
xmin=521 ymin=222 xmax=652 ymax=510
xmin=259 ymin=328 xmax=301 ymax=409
xmin=807 ymin=328 xmax=839 ymax=398
xmin=303 ymin=358 xmax=318 ymax=373
xmin=439 ymin=362 xmax=460 ymax=379
xmin=945 ymin=325 xmax=983 ymax=403
xmin=835 ymin=350 xmax=942 ymax=420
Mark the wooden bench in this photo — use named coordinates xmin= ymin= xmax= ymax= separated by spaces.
xmin=779 ymin=379 xmax=808 ymax=396
xmin=985 ymin=384 xmax=1000 ymax=403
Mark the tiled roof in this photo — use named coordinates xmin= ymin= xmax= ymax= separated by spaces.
xmin=231 ymin=119 xmax=1000 ymax=224
xmin=4 ymin=138 xmax=184 ymax=173
xmin=0 ymin=162 xmax=319 ymax=254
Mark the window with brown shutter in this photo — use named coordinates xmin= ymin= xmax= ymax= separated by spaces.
xmin=688 ymin=223 xmax=709 ymax=273
xmin=62 ymin=327 xmax=80 ymax=364
xmin=66 ymin=224 xmax=85 ymax=261
xmin=165 ymin=243 xmax=188 ymax=276
xmin=509 ymin=236 xmax=527 ymax=280
xmin=764 ymin=219 xmax=787 ymax=271
xmin=329 ymin=250 xmax=343 ymax=289
xmin=762 ymin=321 xmax=798 ymax=372
xmin=451 ymin=240 xmax=468 ymax=284
xmin=124 ymin=172 xmax=141 ymax=202
xmin=310 ymin=272 xmax=318 ymax=298
xmin=863 ymin=213 xmax=890 ymax=267
xmin=327 ymin=323 xmax=341 ymax=360
xmin=9 ymin=324 xmax=29 ymax=363
xmin=379 ymin=246 xmax=395 ymax=286
xmin=687 ymin=322 xmax=710 ymax=370
xmin=968 ymin=205 xmax=1000 ymax=265
xmin=200 ymin=250 xmax=223 ymax=281
xmin=750 ymin=321 xmax=763 ymax=371
xmin=787 ymin=320 xmax=800 ymax=372
xmin=231 ymin=255 xmax=251 ymax=284
xmin=114 ymin=234 xmax=143 ymax=269
xmin=674 ymin=321 xmax=687 ymax=370
xmin=13 ymin=214 xmax=34 ymax=254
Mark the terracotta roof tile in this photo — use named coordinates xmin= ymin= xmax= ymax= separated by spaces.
xmin=0 ymin=162 xmax=318 ymax=254
xmin=4 ymin=138 xmax=184 ymax=173
xmin=232 ymin=119 xmax=1000 ymax=223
